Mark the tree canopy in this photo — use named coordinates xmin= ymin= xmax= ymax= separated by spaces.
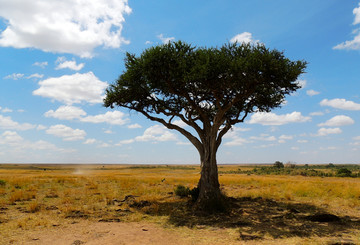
xmin=104 ymin=41 xmax=306 ymax=211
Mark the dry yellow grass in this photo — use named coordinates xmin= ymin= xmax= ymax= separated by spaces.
xmin=0 ymin=164 xmax=359 ymax=244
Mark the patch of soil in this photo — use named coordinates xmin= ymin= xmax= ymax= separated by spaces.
xmin=98 ymin=218 xmax=122 ymax=222
xmin=65 ymin=210 xmax=89 ymax=219
xmin=20 ymin=221 xmax=230 ymax=245
xmin=45 ymin=205 xmax=59 ymax=210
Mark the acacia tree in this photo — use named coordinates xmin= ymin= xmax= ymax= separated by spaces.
xmin=104 ymin=41 xmax=306 ymax=211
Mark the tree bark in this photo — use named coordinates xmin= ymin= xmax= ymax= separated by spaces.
xmin=195 ymin=135 xmax=226 ymax=212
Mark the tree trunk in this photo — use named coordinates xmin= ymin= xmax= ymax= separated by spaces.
xmin=195 ymin=136 xmax=226 ymax=212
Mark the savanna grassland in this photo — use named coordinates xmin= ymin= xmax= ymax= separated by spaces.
xmin=0 ymin=164 xmax=359 ymax=245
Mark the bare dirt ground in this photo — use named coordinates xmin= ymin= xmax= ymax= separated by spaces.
xmin=9 ymin=220 xmax=244 ymax=245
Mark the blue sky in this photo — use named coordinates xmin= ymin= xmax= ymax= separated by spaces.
xmin=0 ymin=0 xmax=360 ymax=164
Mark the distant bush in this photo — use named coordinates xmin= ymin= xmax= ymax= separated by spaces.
xmin=218 ymin=164 xmax=359 ymax=178
xmin=0 ymin=179 xmax=6 ymax=187
xmin=336 ymin=168 xmax=352 ymax=177
xmin=273 ymin=161 xmax=284 ymax=168
xmin=326 ymin=163 xmax=335 ymax=168
xmin=174 ymin=185 xmax=199 ymax=201
xmin=174 ymin=185 xmax=190 ymax=197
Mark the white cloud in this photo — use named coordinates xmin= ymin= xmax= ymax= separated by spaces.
xmin=135 ymin=125 xmax=177 ymax=142
xmin=44 ymin=106 xmax=129 ymax=126
xmin=36 ymin=125 xmax=47 ymax=130
xmin=98 ymin=142 xmax=111 ymax=148
xmin=297 ymin=140 xmax=308 ymax=143
xmin=145 ymin=41 xmax=152 ymax=45
xmin=4 ymin=73 xmax=44 ymax=80
xmin=116 ymin=139 xmax=135 ymax=146
xmin=223 ymin=126 xmax=251 ymax=146
xmin=55 ymin=57 xmax=85 ymax=71
xmin=354 ymin=3 xmax=360 ymax=25
xmin=84 ymin=138 xmax=97 ymax=144
xmin=306 ymin=90 xmax=320 ymax=96
xmin=333 ymin=3 xmax=360 ymax=51
xmin=157 ymin=34 xmax=175 ymax=44
xmin=4 ymin=73 xmax=24 ymax=80
xmin=320 ymin=146 xmax=337 ymax=151
xmin=45 ymin=105 xmax=87 ymax=120
xmin=0 ymin=115 xmax=35 ymax=130
xmin=310 ymin=111 xmax=324 ymax=116
xmin=248 ymin=111 xmax=311 ymax=126
xmin=224 ymin=137 xmax=248 ymax=146
xmin=104 ymin=130 xmax=113 ymax=134
xmin=29 ymin=140 xmax=61 ymax=151
xmin=33 ymin=61 xmax=48 ymax=68
xmin=27 ymin=73 xmax=44 ymax=79
xmin=0 ymin=0 xmax=132 ymax=57
xmin=128 ymin=123 xmax=142 ymax=129
xmin=254 ymin=143 xmax=275 ymax=149
xmin=297 ymin=79 xmax=307 ymax=89
xmin=81 ymin=111 xmax=128 ymax=125
xmin=320 ymin=98 xmax=360 ymax=110
xmin=317 ymin=127 xmax=342 ymax=136
xmin=318 ymin=115 xmax=354 ymax=127
xmin=46 ymin=124 xmax=86 ymax=141
xmin=278 ymin=135 xmax=293 ymax=143
xmin=230 ymin=32 xmax=259 ymax=44
xmin=223 ymin=126 xmax=251 ymax=139
xmin=250 ymin=134 xmax=276 ymax=141
xmin=0 ymin=131 xmax=24 ymax=146
xmin=33 ymin=72 xmax=108 ymax=104
xmin=176 ymin=141 xmax=191 ymax=146
xmin=1 ymin=108 xmax=12 ymax=113
xmin=0 ymin=131 xmax=71 ymax=153
xmin=172 ymin=120 xmax=189 ymax=128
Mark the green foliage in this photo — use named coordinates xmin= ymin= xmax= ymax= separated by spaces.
xmin=219 ymin=164 xmax=360 ymax=178
xmin=0 ymin=179 xmax=6 ymax=187
xmin=174 ymin=185 xmax=190 ymax=197
xmin=336 ymin=168 xmax=352 ymax=177
xmin=104 ymin=40 xmax=306 ymax=133
xmin=174 ymin=185 xmax=199 ymax=201
xmin=273 ymin=161 xmax=284 ymax=168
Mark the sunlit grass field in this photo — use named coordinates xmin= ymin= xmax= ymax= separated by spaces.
xmin=0 ymin=164 xmax=359 ymax=244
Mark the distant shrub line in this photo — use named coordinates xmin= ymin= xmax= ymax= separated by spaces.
xmin=127 ymin=165 xmax=196 ymax=170
xmin=219 ymin=162 xmax=360 ymax=178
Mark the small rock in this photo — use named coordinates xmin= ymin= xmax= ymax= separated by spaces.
xmin=72 ymin=240 xmax=85 ymax=245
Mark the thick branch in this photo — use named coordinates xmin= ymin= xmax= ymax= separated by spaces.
xmin=215 ymin=110 xmax=249 ymax=149
xmin=138 ymin=110 xmax=203 ymax=153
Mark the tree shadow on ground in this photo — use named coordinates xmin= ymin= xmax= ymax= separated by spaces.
xmin=129 ymin=196 xmax=360 ymax=241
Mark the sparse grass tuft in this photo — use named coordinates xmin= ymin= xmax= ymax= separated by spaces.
xmin=0 ymin=179 xmax=6 ymax=186
xmin=8 ymin=190 xmax=36 ymax=204
xmin=28 ymin=200 xmax=41 ymax=213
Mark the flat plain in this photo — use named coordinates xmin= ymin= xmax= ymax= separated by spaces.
xmin=0 ymin=164 xmax=359 ymax=245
